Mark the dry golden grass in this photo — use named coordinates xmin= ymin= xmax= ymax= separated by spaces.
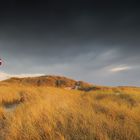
xmin=0 ymin=83 xmax=140 ymax=140
xmin=3 ymin=76 xmax=93 ymax=88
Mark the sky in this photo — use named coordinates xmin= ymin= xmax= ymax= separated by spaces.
xmin=0 ymin=0 xmax=140 ymax=86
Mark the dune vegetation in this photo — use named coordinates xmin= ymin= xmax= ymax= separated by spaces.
xmin=0 ymin=78 xmax=140 ymax=140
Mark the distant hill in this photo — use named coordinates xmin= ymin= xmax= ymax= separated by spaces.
xmin=2 ymin=75 xmax=140 ymax=92
xmin=2 ymin=75 xmax=94 ymax=90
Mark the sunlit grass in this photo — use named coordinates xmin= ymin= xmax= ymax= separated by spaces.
xmin=0 ymin=83 xmax=140 ymax=140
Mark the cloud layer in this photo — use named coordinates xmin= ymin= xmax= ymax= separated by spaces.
xmin=110 ymin=65 xmax=132 ymax=72
xmin=0 ymin=1 xmax=140 ymax=86
xmin=0 ymin=72 xmax=44 ymax=81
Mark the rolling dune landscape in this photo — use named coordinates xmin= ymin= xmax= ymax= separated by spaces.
xmin=0 ymin=0 xmax=140 ymax=139
xmin=0 ymin=76 xmax=140 ymax=140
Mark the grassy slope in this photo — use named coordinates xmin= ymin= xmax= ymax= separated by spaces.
xmin=3 ymin=76 xmax=93 ymax=88
xmin=0 ymin=82 xmax=140 ymax=140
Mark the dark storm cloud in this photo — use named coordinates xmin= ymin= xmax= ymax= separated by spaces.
xmin=0 ymin=0 xmax=140 ymax=86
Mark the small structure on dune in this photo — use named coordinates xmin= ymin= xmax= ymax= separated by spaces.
xmin=74 ymin=81 xmax=81 ymax=90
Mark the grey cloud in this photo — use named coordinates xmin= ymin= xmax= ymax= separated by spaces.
xmin=0 ymin=1 xmax=140 ymax=86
